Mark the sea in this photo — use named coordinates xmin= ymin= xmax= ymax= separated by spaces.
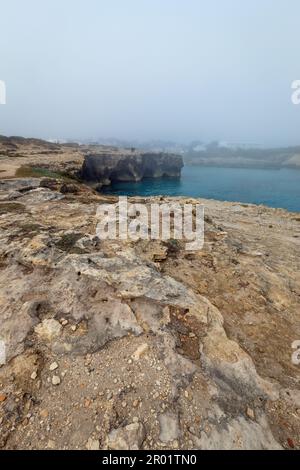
xmin=102 ymin=166 xmax=300 ymax=213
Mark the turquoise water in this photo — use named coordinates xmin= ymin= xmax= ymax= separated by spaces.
xmin=102 ymin=166 xmax=300 ymax=213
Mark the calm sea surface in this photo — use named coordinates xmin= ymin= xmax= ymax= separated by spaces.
xmin=102 ymin=166 xmax=300 ymax=213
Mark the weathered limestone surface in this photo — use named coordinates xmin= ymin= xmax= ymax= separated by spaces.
xmin=0 ymin=138 xmax=300 ymax=450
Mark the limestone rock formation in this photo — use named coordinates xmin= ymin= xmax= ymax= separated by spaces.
xmin=81 ymin=152 xmax=183 ymax=187
xmin=0 ymin=138 xmax=300 ymax=450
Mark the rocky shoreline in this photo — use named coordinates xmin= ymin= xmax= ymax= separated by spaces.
xmin=0 ymin=137 xmax=300 ymax=450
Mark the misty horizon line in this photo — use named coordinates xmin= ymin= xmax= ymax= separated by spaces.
xmin=2 ymin=133 xmax=300 ymax=151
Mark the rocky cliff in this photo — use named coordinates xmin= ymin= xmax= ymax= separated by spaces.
xmin=0 ymin=137 xmax=300 ymax=450
xmin=81 ymin=152 xmax=183 ymax=187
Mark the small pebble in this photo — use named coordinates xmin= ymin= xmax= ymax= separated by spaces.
xmin=52 ymin=376 xmax=61 ymax=386
xmin=246 ymin=407 xmax=255 ymax=420
xmin=40 ymin=409 xmax=49 ymax=419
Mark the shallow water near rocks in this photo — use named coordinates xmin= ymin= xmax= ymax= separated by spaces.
xmin=102 ymin=166 xmax=300 ymax=213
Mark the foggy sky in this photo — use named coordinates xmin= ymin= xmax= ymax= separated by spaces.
xmin=1 ymin=0 xmax=300 ymax=146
